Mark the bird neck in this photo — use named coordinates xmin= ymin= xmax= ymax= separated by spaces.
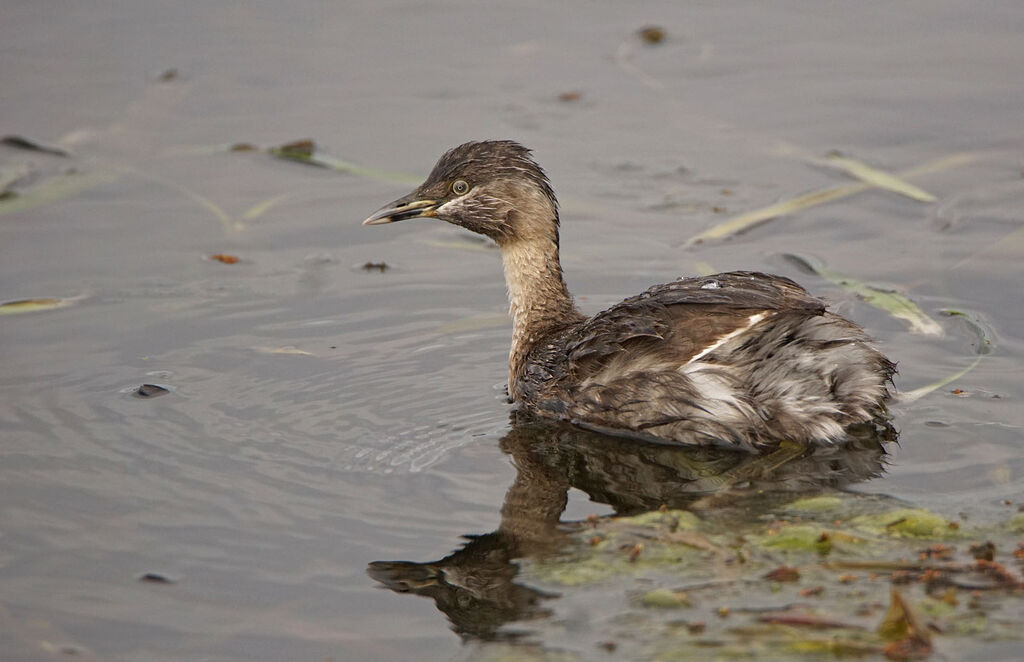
xmin=500 ymin=234 xmax=583 ymax=398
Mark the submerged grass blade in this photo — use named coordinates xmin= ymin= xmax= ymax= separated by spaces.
xmin=900 ymin=310 xmax=992 ymax=403
xmin=684 ymin=151 xmax=977 ymax=246
xmin=241 ymin=193 xmax=292 ymax=220
xmin=951 ymin=220 xmax=1024 ymax=272
xmin=421 ymin=237 xmax=499 ymax=253
xmin=0 ymin=164 xmax=35 ymax=196
xmin=125 ymin=167 xmax=241 ymax=233
xmin=0 ymin=170 xmax=119 ymax=216
xmin=900 ymin=356 xmax=983 ymax=404
xmin=822 ymin=154 xmax=936 ymax=202
xmin=783 ymin=254 xmax=943 ymax=336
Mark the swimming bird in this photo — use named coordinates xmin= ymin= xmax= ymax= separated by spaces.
xmin=363 ymin=141 xmax=895 ymax=451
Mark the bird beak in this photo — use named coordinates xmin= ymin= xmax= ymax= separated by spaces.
xmin=362 ymin=196 xmax=438 ymax=226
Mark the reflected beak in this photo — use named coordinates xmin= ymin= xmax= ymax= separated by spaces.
xmin=362 ymin=197 xmax=438 ymax=225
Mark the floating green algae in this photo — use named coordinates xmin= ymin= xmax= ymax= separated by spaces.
xmin=619 ymin=509 xmax=700 ymax=530
xmin=639 ymin=588 xmax=692 ymax=608
xmin=782 ymin=496 xmax=844 ymax=513
xmin=1005 ymin=512 xmax=1024 ymax=533
xmin=849 ymin=508 xmax=964 ymax=539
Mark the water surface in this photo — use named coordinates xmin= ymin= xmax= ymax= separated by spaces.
xmin=2 ymin=2 xmax=1023 ymax=660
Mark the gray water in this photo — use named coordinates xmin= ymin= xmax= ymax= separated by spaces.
xmin=2 ymin=2 xmax=1023 ymax=660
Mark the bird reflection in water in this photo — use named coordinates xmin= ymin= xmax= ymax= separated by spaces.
xmin=367 ymin=413 xmax=895 ymax=642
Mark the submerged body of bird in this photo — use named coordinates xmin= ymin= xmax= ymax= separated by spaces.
xmin=363 ymin=141 xmax=895 ymax=452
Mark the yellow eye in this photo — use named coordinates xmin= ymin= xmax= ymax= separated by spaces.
xmin=452 ymin=180 xmax=470 ymax=195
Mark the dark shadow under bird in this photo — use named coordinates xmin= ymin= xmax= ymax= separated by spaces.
xmin=363 ymin=140 xmax=895 ymax=451
xmin=367 ymin=412 xmax=892 ymax=641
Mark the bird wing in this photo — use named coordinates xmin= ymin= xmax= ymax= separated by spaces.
xmin=563 ymin=271 xmax=825 ymax=368
xmin=525 ymin=272 xmax=831 ymax=448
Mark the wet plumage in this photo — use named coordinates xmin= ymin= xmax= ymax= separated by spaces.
xmin=364 ymin=140 xmax=895 ymax=451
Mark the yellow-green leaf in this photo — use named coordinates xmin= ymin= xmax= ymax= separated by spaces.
xmin=784 ymin=254 xmax=943 ymax=336
xmin=683 ymin=151 xmax=977 ymax=246
xmin=900 ymin=310 xmax=991 ymax=403
xmin=684 ymin=183 xmax=865 ymax=246
xmin=822 ymin=154 xmax=936 ymax=202
xmin=0 ymin=297 xmax=72 ymax=315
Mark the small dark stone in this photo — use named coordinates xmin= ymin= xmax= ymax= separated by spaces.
xmin=134 ymin=384 xmax=169 ymax=398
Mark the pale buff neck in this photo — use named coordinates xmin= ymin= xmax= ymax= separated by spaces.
xmin=500 ymin=235 xmax=582 ymax=398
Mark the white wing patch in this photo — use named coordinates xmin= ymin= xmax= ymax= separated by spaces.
xmin=687 ymin=312 xmax=767 ymax=364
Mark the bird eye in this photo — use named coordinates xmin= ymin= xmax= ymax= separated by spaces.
xmin=452 ymin=180 xmax=470 ymax=195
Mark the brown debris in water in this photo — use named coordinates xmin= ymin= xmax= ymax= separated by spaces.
xmin=759 ymin=611 xmax=863 ymax=630
xmin=275 ymin=139 xmax=315 ymax=157
xmin=134 ymin=384 xmax=169 ymax=399
xmin=763 ymin=565 xmax=801 ymax=582
xmin=878 ymin=589 xmax=932 ymax=660
xmin=918 ymin=543 xmax=954 ymax=561
xmin=637 ymin=26 xmax=666 ymax=44
xmin=968 ymin=541 xmax=995 ymax=561
xmin=209 ymin=253 xmax=240 ymax=264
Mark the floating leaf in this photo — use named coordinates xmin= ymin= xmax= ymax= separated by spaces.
xmin=252 ymin=346 xmax=315 ymax=356
xmin=1 ymin=134 xmax=70 ymax=156
xmin=820 ymin=153 xmax=936 ymax=202
xmin=268 ymin=139 xmax=420 ymax=185
xmin=0 ymin=170 xmax=118 ymax=216
xmin=684 ymin=151 xmax=977 ymax=246
xmin=783 ymin=254 xmax=943 ymax=336
xmin=684 ymin=183 xmax=866 ymax=246
xmin=0 ymin=297 xmax=73 ymax=315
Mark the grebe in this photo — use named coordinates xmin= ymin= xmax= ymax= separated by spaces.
xmin=363 ymin=141 xmax=895 ymax=451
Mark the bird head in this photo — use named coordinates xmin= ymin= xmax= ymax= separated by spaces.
xmin=363 ymin=140 xmax=559 ymax=246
